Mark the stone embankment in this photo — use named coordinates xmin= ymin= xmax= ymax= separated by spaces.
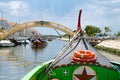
xmin=57 ymin=38 xmax=71 ymax=42
xmin=96 ymin=40 xmax=120 ymax=57
xmin=97 ymin=40 xmax=120 ymax=50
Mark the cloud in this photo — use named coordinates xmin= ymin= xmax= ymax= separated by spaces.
xmin=0 ymin=1 xmax=29 ymax=16
xmin=113 ymin=8 xmax=120 ymax=14
xmin=93 ymin=0 xmax=120 ymax=5
xmin=111 ymin=0 xmax=120 ymax=3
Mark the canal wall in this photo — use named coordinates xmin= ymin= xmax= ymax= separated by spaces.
xmin=95 ymin=40 xmax=120 ymax=56
xmin=57 ymin=38 xmax=71 ymax=42
xmin=97 ymin=40 xmax=120 ymax=50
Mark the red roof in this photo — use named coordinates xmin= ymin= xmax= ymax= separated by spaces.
xmin=8 ymin=22 xmax=17 ymax=27
xmin=0 ymin=18 xmax=6 ymax=20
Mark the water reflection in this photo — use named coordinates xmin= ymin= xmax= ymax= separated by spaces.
xmin=0 ymin=39 xmax=66 ymax=80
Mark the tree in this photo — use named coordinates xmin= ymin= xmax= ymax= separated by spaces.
xmin=84 ymin=25 xmax=101 ymax=37
xmin=62 ymin=34 xmax=70 ymax=37
xmin=104 ymin=27 xmax=111 ymax=36
xmin=116 ymin=31 xmax=120 ymax=37
xmin=104 ymin=27 xmax=111 ymax=32
xmin=0 ymin=27 xmax=4 ymax=32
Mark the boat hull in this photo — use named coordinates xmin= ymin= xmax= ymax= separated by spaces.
xmin=21 ymin=60 xmax=54 ymax=80
xmin=31 ymin=41 xmax=47 ymax=48
xmin=0 ymin=40 xmax=15 ymax=47
xmin=22 ymin=60 xmax=120 ymax=80
xmin=30 ymin=38 xmax=47 ymax=48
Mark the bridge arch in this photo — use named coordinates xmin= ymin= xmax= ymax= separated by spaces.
xmin=0 ymin=21 xmax=74 ymax=40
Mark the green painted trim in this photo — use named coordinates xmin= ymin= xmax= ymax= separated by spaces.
xmin=21 ymin=60 xmax=120 ymax=80
xmin=52 ymin=62 xmax=115 ymax=71
xmin=49 ymin=62 xmax=119 ymax=80
xmin=21 ymin=59 xmax=54 ymax=80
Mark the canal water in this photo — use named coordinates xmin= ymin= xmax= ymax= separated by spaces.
xmin=0 ymin=39 xmax=66 ymax=80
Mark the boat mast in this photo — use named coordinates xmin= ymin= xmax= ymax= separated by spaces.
xmin=77 ymin=9 xmax=88 ymax=50
xmin=77 ymin=9 xmax=82 ymax=32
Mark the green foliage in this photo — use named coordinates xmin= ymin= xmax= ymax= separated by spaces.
xmin=116 ymin=31 xmax=120 ymax=37
xmin=62 ymin=34 xmax=71 ymax=37
xmin=84 ymin=25 xmax=101 ymax=37
xmin=95 ymin=46 xmax=120 ymax=56
xmin=103 ymin=33 xmax=108 ymax=36
xmin=0 ymin=27 xmax=4 ymax=32
xmin=104 ymin=27 xmax=111 ymax=36
xmin=104 ymin=26 xmax=111 ymax=32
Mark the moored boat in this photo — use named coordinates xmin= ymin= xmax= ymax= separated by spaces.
xmin=22 ymin=40 xmax=30 ymax=44
xmin=48 ymin=38 xmax=52 ymax=41
xmin=30 ymin=37 xmax=47 ymax=48
xmin=0 ymin=40 xmax=15 ymax=47
xmin=22 ymin=10 xmax=120 ymax=80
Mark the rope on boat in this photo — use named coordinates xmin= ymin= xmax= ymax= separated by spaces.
xmin=39 ymin=30 xmax=88 ymax=79
xmin=51 ymin=36 xmax=81 ymax=66
xmin=51 ymin=32 xmax=89 ymax=66
xmin=39 ymin=31 xmax=81 ymax=78
xmin=82 ymin=38 xmax=88 ymax=50
xmin=48 ymin=30 xmax=81 ymax=68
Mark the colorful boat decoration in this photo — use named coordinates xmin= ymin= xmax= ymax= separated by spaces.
xmin=22 ymin=10 xmax=120 ymax=80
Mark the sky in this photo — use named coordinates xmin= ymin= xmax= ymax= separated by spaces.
xmin=0 ymin=0 xmax=120 ymax=35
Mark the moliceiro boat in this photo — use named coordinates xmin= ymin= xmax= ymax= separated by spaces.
xmin=22 ymin=10 xmax=120 ymax=80
xmin=32 ymin=38 xmax=47 ymax=48
xmin=29 ymin=36 xmax=47 ymax=48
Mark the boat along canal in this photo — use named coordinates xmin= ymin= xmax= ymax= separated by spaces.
xmin=0 ymin=39 xmax=66 ymax=80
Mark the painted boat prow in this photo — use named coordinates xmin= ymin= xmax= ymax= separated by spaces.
xmin=21 ymin=9 xmax=120 ymax=80
xmin=21 ymin=59 xmax=54 ymax=80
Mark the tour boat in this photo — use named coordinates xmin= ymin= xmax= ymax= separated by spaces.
xmin=22 ymin=10 xmax=120 ymax=80
xmin=30 ymin=37 xmax=47 ymax=48
xmin=0 ymin=40 xmax=15 ymax=47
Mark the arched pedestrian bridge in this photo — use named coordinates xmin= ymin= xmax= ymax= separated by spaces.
xmin=0 ymin=21 xmax=74 ymax=40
